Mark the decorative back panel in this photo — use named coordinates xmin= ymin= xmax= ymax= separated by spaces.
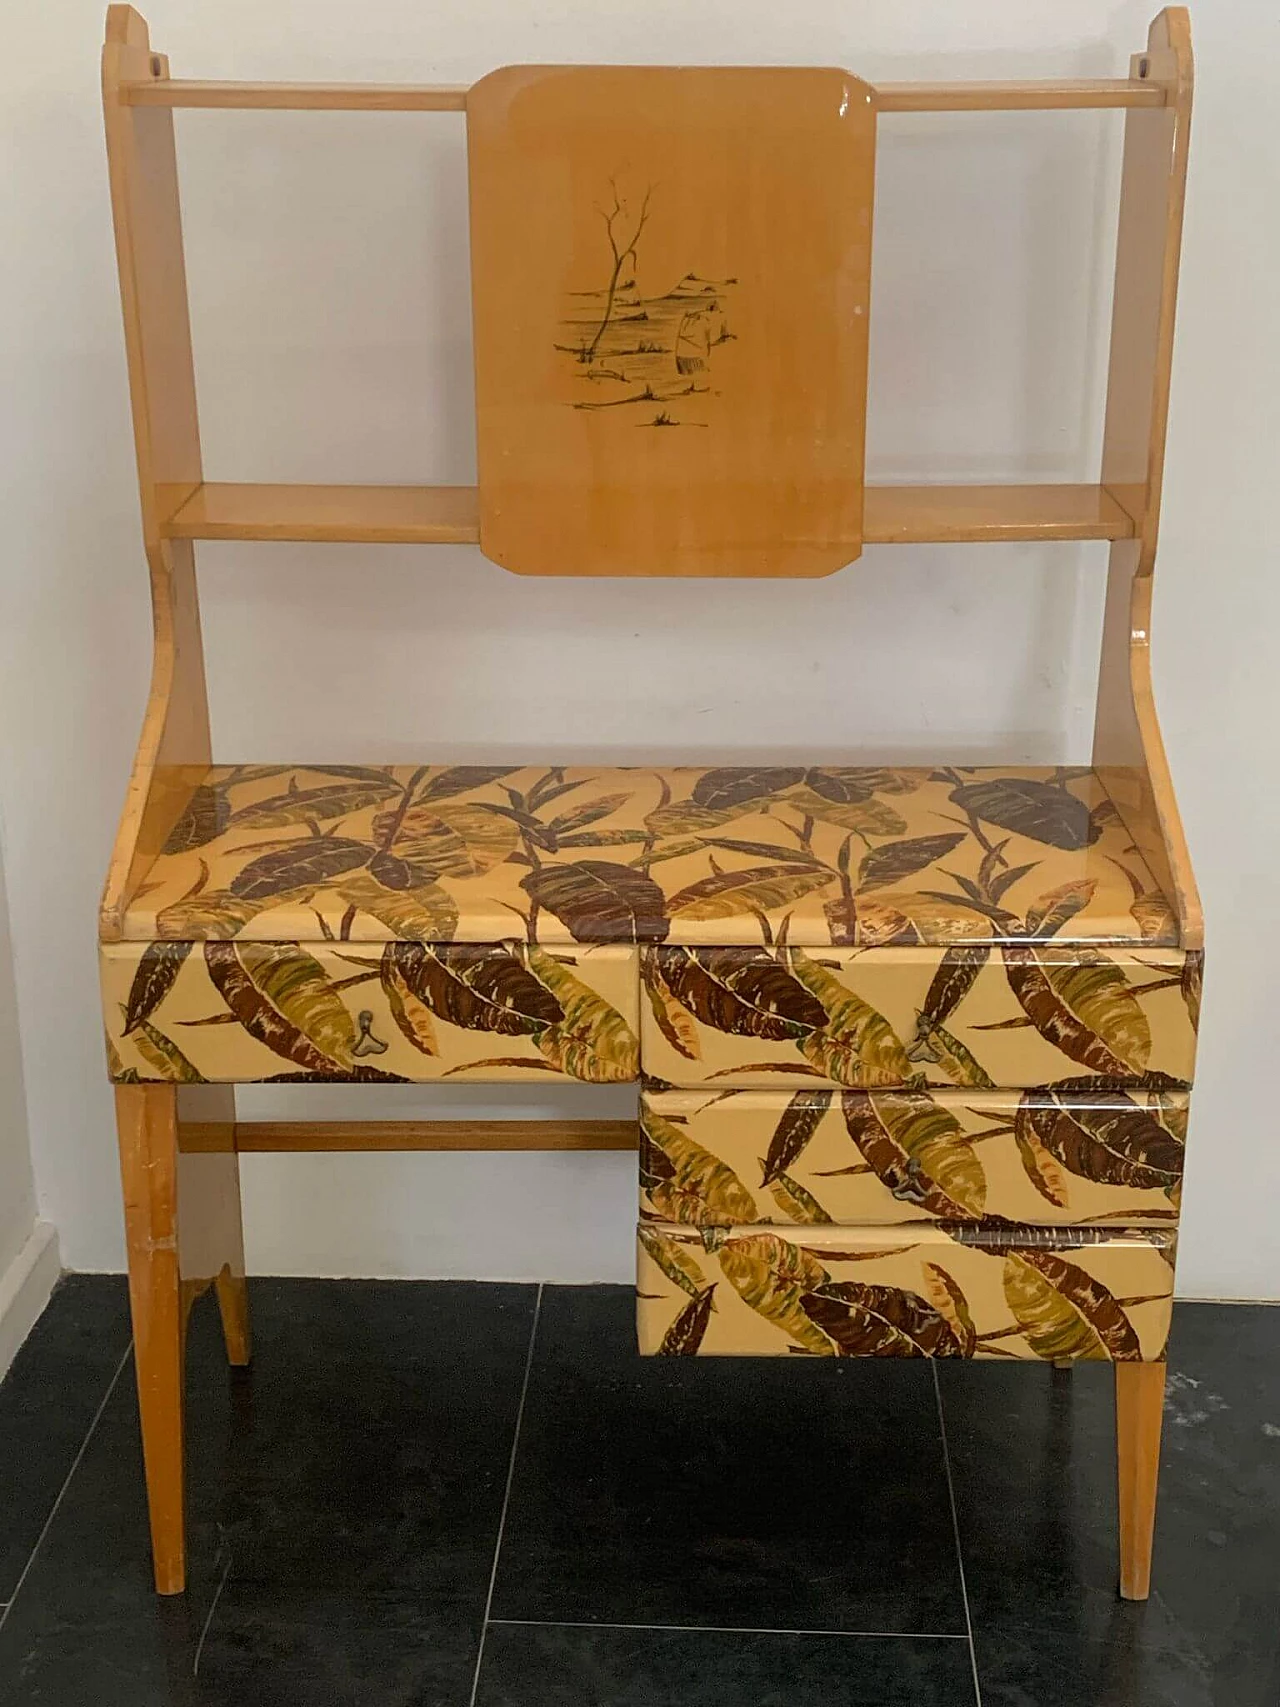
xmin=467 ymin=66 xmax=875 ymax=578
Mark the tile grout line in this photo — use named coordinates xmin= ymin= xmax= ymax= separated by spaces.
xmin=489 ymin=1617 xmax=971 ymax=1641
xmin=467 ymin=1283 xmax=544 ymax=1707
xmin=192 ymin=1545 xmax=233 ymax=1677
xmin=0 ymin=1340 xmax=133 ymax=1636
xmin=933 ymin=1364 xmax=984 ymax=1707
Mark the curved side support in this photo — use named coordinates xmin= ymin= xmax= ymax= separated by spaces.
xmin=100 ymin=8 xmax=211 ymax=941
xmin=1094 ymin=9 xmax=1202 ymax=951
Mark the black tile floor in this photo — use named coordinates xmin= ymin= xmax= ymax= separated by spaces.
xmin=0 ymin=1279 xmax=1276 ymax=1706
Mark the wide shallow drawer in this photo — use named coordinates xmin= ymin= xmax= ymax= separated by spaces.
xmin=641 ymin=1086 xmax=1186 ymax=1227
xmin=642 ymin=943 xmax=1198 ymax=1089
xmin=102 ymin=940 xmax=639 ymax=1084
xmin=637 ymin=1222 xmax=1175 ymax=1359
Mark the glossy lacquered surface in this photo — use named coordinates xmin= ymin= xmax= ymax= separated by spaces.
xmin=0 ymin=1281 xmax=1275 ymax=1706
xmin=469 ymin=66 xmax=875 ymax=578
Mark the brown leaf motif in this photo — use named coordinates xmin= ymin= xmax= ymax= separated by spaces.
xmin=799 ymin=1281 xmax=964 ymax=1357
xmin=1018 ymin=1079 xmax=1183 ymax=1194
xmin=658 ymin=1285 xmax=718 ymax=1355
xmin=522 ymin=861 xmax=669 ymax=943
xmin=648 ymin=947 xmax=826 ymax=1040
xmin=949 ymin=777 xmax=1100 ymax=851
xmin=857 ymin=832 xmax=966 ymax=893
xmin=122 ymin=941 xmax=192 ymax=1034
xmin=382 ymin=942 xmax=562 ymax=1036
xmin=230 ymin=836 xmax=372 ymax=903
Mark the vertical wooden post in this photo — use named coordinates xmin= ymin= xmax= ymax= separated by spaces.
xmin=1092 ymin=8 xmax=1202 ymax=950
xmin=1116 ymin=1361 xmax=1167 ymax=1600
xmin=100 ymin=7 xmax=216 ymax=936
xmin=114 ymin=1081 xmax=251 ymax=1595
xmin=115 ymin=1085 xmax=187 ymax=1594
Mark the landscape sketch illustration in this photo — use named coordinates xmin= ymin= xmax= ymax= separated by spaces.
xmin=555 ymin=180 xmax=737 ymax=428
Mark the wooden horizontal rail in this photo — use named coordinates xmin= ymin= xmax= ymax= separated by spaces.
xmin=123 ymin=79 xmax=467 ymax=111
xmin=181 ymin=1119 xmax=639 ymax=1153
xmin=122 ymin=77 xmax=1162 ymax=115
xmin=873 ymin=79 xmax=1163 ymax=112
xmin=161 ymin=481 xmax=1135 ymax=548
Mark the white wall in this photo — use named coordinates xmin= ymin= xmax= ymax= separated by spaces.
xmin=1 ymin=1 xmax=1276 ymax=1296
xmin=0 ymin=834 xmax=38 ymax=1279
xmin=0 ymin=829 xmax=59 ymax=1374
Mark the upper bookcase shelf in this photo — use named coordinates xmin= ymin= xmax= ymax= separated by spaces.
xmin=122 ymin=77 xmax=1165 ymax=113
xmin=158 ymin=482 xmax=1136 ymax=550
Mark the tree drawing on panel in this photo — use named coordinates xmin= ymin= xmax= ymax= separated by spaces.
xmin=555 ymin=180 xmax=737 ymax=428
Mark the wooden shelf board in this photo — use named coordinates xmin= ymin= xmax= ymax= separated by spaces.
xmin=162 ymin=481 xmax=1134 ymax=549
xmin=124 ymin=77 xmax=1162 ymax=115
xmin=863 ymin=483 xmax=1136 ymax=544
xmin=163 ymin=482 xmax=480 ymax=543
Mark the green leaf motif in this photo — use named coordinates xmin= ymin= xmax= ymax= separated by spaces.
xmin=640 ymin=1106 xmax=757 ymax=1224
xmin=228 ymin=778 xmax=402 ymax=830
xmin=767 ymin=1169 xmax=833 ymax=1224
xmin=638 ymin=1223 xmax=707 ymax=1300
xmin=1000 ymin=1250 xmax=1144 ymax=1361
xmin=782 ymin=789 xmax=908 ymax=838
xmin=374 ymin=800 xmax=518 ymax=881
xmin=1003 ymin=946 xmax=1150 ymax=1075
xmin=523 ymin=944 xmax=639 ymax=1082
xmin=666 ymin=864 xmax=836 ymax=922
xmin=843 ymin=1090 xmax=986 ymax=1216
xmin=786 ymin=949 xmax=911 ymax=1086
xmin=716 ymin=1232 xmax=835 ymax=1355
xmin=204 ymin=941 xmax=358 ymax=1073
xmin=132 ymin=1021 xmax=205 ymax=1083
xmin=337 ymin=871 xmax=459 ymax=941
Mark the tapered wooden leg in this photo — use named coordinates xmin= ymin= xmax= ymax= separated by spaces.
xmin=115 ymin=1083 xmax=251 ymax=1594
xmin=115 ymin=1084 xmax=187 ymax=1594
xmin=1116 ymin=1360 xmax=1166 ymax=1601
xmin=214 ymin=1269 xmax=252 ymax=1366
xmin=177 ymin=1085 xmax=252 ymax=1370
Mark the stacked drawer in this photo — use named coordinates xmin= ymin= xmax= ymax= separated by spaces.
xmin=636 ymin=942 xmax=1198 ymax=1360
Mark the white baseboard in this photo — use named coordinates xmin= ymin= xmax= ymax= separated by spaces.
xmin=0 ymin=1221 xmax=61 ymax=1381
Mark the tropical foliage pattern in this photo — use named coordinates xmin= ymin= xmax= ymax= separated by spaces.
xmin=637 ymin=1221 xmax=1176 ymax=1359
xmin=119 ymin=763 xmax=1176 ymax=949
xmin=640 ymin=1085 xmax=1187 ymax=1228
xmin=642 ymin=940 xmax=1199 ymax=1089
xmin=102 ymin=940 xmax=638 ymax=1084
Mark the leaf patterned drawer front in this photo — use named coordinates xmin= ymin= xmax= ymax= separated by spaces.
xmin=641 ymin=943 xmax=1199 ymax=1090
xmin=637 ymin=1222 xmax=1175 ymax=1360
xmin=640 ymin=1086 xmax=1186 ymax=1228
xmin=102 ymin=940 xmax=639 ymax=1085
